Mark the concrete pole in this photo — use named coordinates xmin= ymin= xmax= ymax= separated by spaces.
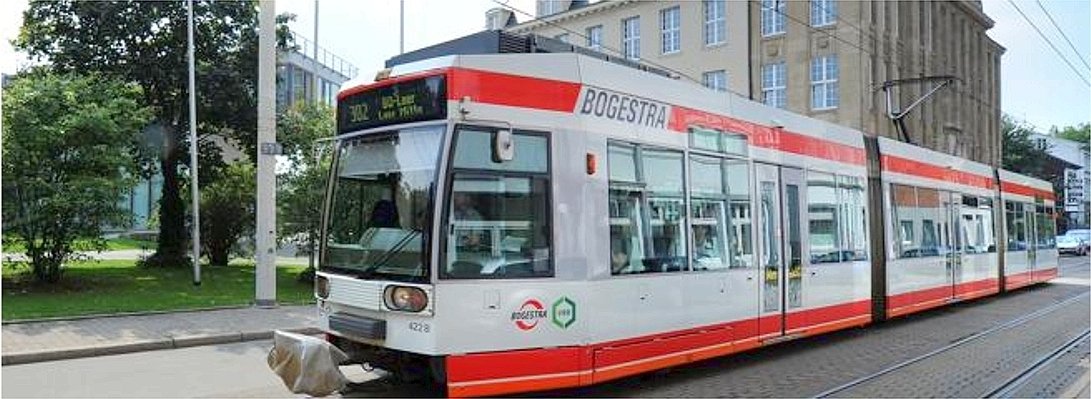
xmin=256 ymin=0 xmax=277 ymax=307
xmin=399 ymin=0 xmax=404 ymax=54
xmin=313 ymin=0 xmax=320 ymax=102
xmin=187 ymin=0 xmax=201 ymax=286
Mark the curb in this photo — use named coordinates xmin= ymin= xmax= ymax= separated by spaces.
xmin=1 ymin=303 xmax=316 ymax=325
xmin=1 ymin=326 xmax=322 ymax=366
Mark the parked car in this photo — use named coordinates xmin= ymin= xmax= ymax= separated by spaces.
xmin=1057 ymin=234 xmax=1089 ymax=256
xmin=1064 ymin=228 xmax=1091 ymax=241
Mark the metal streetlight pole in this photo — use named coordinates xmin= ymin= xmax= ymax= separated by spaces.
xmin=187 ymin=0 xmax=201 ymax=286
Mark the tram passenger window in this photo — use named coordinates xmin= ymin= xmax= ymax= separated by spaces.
xmin=1037 ymin=205 xmax=1056 ymax=249
xmin=608 ymin=143 xmax=687 ymax=275
xmin=443 ymin=128 xmax=552 ymax=279
xmin=960 ymin=196 xmax=994 ymax=254
xmin=891 ymin=184 xmax=919 ymax=258
xmin=643 ymin=149 xmax=687 ymax=272
xmin=1005 ymin=202 xmax=1026 ymax=251
xmin=843 ymin=176 xmax=869 ymax=261
xmin=725 ymin=160 xmax=753 ymax=268
xmin=916 ymin=187 xmax=943 ymax=257
xmin=689 ymin=155 xmax=729 ymax=271
xmin=808 ymin=172 xmax=840 ymax=263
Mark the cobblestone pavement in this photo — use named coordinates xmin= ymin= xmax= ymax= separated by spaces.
xmin=528 ymin=255 xmax=1091 ymax=398
xmin=1008 ymin=333 xmax=1091 ymax=398
xmin=832 ymin=294 xmax=1089 ymax=397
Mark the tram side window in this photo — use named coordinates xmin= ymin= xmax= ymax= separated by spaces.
xmin=690 ymin=155 xmax=730 ymax=271
xmin=961 ymin=197 xmax=996 ymax=253
xmin=807 ymin=172 xmax=840 ymax=263
xmin=1036 ymin=205 xmax=1056 ymax=249
xmin=442 ymin=128 xmax=552 ymax=279
xmin=726 ymin=160 xmax=754 ymax=268
xmin=1005 ymin=201 xmax=1027 ymax=251
xmin=891 ymin=184 xmax=932 ymax=258
xmin=840 ymin=176 xmax=869 ymax=261
xmin=608 ymin=143 xmax=687 ymax=275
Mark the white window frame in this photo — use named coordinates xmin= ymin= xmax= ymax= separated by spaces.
xmin=811 ymin=55 xmax=839 ymax=110
xmin=703 ymin=0 xmax=726 ymax=46
xmin=702 ymin=70 xmax=727 ymax=92
xmin=554 ymin=33 xmax=569 ymax=43
xmin=762 ymin=62 xmax=786 ymax=109
xmin=622 ymin=16 xmax=641 ymax=60
xmin=761 ymin=0 xmax=786 ymax=37
xmin=811 ymin=0 xmax=837 ymax=27
xmin=586 ymin=25 xmax=603 ymax=50
xmin=660 ymin=6 xmax=681 ymax=54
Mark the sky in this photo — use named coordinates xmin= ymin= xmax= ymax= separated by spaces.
xmin=1 ymin=0 xmax=1088 ymax=132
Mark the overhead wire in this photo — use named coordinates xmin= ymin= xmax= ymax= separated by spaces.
xmin=1033 ymin=0 xmax=1091 ymax=71
xmin=490 ymin=0 xmax=752 ymax=99
xmin=1006 ymin=0 xmax=1091 ymax=87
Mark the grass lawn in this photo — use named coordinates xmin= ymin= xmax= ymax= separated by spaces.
xmin=2 ymin=259 xmax=314 ymax=321
xmin=3 ymin=237 xmax=158 ymax=253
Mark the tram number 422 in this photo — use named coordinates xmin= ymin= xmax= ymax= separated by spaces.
xmin=408 ymin=321 xmax=431 ymax=333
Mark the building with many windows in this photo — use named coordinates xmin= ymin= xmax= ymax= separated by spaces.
xmin=277 ymin=33 xmax=359 ymax=110
xmin=493 ymin=0 xmax=1003 ymax=166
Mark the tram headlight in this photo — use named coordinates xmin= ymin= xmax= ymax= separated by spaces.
xmin=315 ymin=275 xmax=330 ymax=299
xmin=383 ymin=285 xmax=428 ymax=312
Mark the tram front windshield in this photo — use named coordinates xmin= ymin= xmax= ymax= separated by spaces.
xmin=322 ymin=125 xmax=442 ymax=282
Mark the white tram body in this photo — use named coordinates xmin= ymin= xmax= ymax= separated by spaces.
xmin=315 ymin=49 xmax=1058 ymax=397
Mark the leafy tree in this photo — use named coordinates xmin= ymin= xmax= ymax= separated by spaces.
xmin=2 ymin=71 xmax=152 ymax=283
xmin=199 ymin=162 xmax=256 ymax=266
xmin=1051 ymin=123 xmax=1090 ymax=153
xmin=276 ymin=102 xmax=334 ymax=278
xmin=15 ymin=1 xmax=294 ymax=268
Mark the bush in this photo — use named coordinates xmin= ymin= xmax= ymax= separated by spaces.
xmin=200 ymin=162 xmax=256 ymax=265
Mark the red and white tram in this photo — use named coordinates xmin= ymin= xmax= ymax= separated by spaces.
xmin=314 ymin=35 xmax=1058 ymax=397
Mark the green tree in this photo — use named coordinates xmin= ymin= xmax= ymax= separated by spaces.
xmin=276 ymin=102 xmax=334 ymax=278
xmin=200 ymin=162 xmax=256 ymax=266
xmin=15 ymin=1 xmax=293 ymax=268
xmin=2 ymin=71 xmax=152 ymax=283
xmin=1002 ymin=114 xmax=1055 ymax=177
xmin=1051 ymin=123 xmax=1090 ymax=153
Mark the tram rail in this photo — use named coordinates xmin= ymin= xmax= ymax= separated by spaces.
xmin=813 ymin=291 xmax=1091 ymax=398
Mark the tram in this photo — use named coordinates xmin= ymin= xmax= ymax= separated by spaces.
xmin=313 ymin=34 xmax=1058 ymax=397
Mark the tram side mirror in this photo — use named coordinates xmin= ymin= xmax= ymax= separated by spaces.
xmin=492 ymin=129 xmax=515 ymax=163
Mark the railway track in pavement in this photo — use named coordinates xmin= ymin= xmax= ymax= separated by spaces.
xmin=815 ymin=290 xmax=1091 ymax=398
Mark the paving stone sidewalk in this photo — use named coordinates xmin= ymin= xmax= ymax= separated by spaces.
xmin=2 ymin=305 xmax=319 ymax=366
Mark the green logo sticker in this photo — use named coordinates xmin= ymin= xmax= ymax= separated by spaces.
xmin=551 ymin=296 xmax=576 ymax=329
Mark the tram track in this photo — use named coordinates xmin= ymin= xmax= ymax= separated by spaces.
xmin=983 ymin=328 xmax=1091 ymax=398
xmin=813 ymin=290 xmax=1091 ymax=398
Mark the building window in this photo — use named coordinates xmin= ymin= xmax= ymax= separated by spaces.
xmin=554 ymin=33 xmax=569 ymax=43
xmin=586 ymin=25 xmax=603 ymax=50
xmin=703 ymin=0 xmax=726 ymax=45
xmin=622 ymin=16 xmax=641 ymax=60
xmin=660 ymin=7 xmax=680 ymax=54
xmin=702 ymin=70 xmax=727 ymax=92
xmin=761 ymin=0 xmax=785 ymax=36
xmin=811 ymin=0 xmax=837 ymax=27
xmin=811 ymin=55 xmax=839 ymax=109
xmin=761 ymin=62 xmax=786 ymax=108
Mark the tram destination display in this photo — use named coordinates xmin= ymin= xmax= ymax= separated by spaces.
xmin=337 ymin=75 xmax=447 ymax=133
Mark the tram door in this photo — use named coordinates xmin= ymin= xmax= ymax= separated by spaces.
xmin=756 ymin=164 xmax=805 ymax=337
xmin=943 ymin=192 xmax=964 ymax=298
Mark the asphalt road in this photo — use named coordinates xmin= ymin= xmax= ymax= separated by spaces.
xmin=3 ymin=255 xmax=1088 ymax=398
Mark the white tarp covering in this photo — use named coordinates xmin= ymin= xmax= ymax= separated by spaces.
xmin=267 ymin=330 xmax=349 ymax=396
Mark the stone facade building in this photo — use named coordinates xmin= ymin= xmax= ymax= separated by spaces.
xmin=495 ymin=0 xmax=1004 ymax=166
